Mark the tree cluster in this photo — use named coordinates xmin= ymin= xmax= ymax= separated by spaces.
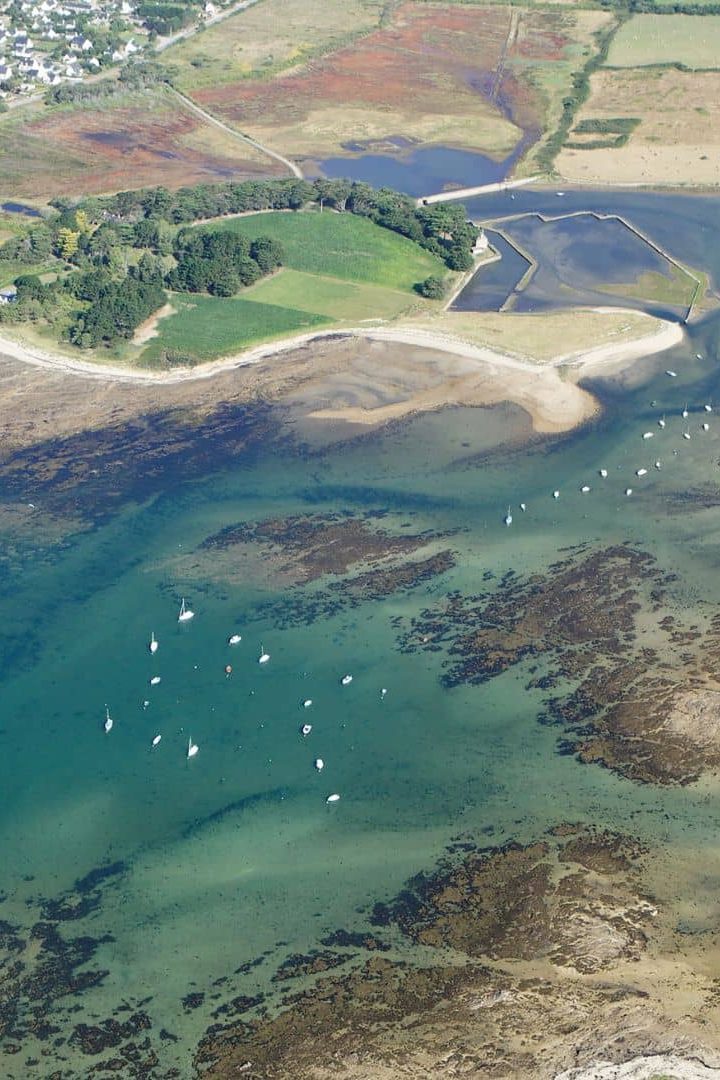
xmin=167 ymin=229 xmax=283 ymax=296
xmin=136 ymin=1 xmax=201 ymax=35
xmin=68 ymin=177 xmax=478 ymax=270
xmin=68 ymin=275 xmax=165 ymax=347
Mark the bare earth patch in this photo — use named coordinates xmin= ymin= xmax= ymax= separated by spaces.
xmin=131 ymin=303 xmax=176 ymax=346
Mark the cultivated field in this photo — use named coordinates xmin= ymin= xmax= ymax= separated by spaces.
xmin=607 ymin=14 xmax=720 ymax=69
xmin=183 ymin=3 xmax=610 ymax=165
xmin=0 ymin=86 xmax=284 ymax=204
xmin=243 ymin=270 xmax=419 ymax=322
xmin=556 ymin=67 xmax=720 ymax=186
xmin=169 ymin=0 xmax=386 ymax=90
xmin=135 ymin=212 xmax=444 ymax=365
xmin=139 ymin=295 xmax=328 ymax=366
xmin=205 ymin=211 xmax=446 ymax=289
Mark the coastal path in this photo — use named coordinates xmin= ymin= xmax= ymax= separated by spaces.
xmin=417 ymin=176 xmax=541 ymax=206
xmin=168 ymin=86 xmax=303 ymax=179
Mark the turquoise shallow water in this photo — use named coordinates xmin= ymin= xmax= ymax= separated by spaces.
xmin=4 ymin=195 xmax=720 ymax=1073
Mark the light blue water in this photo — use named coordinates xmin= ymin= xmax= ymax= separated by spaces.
xmin=3 ymin=191 xmax=720 ymax=1073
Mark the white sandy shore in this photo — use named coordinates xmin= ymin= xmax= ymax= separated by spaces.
xmin=555 ymin=1053 xmax=720 ymax=1079
xmin=0 ymin=314 xmax=685 ymax=387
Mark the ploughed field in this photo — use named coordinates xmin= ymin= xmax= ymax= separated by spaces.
xmin=184 ymin=2 xmax=610 ymax=167
xmin=0 ymin=88 xmax=284 ymax=203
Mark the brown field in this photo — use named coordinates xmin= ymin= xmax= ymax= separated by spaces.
xmin=0 ymin=88 xmax=284 ymax=203
xmin=556 ymin=67 xmax=720 ymax=186
xmin=193 ymin=3 xmax=607 ymax=162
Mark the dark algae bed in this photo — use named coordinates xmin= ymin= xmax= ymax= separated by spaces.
xmin=5 ymin=189 xmax=720 ymax=1076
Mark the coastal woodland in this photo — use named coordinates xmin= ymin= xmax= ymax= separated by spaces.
xmin=0 ymin=178 xmax=476 ymax=363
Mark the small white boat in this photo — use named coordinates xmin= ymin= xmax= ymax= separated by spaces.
xmin=341 ymin=674 xmax=353 ymax=686
xmin=178 ymin=598 xmax=194 ymax=623
xmin=187 ymin=738 xmax=199 ymax=759
xmin=519 ymin=502 xmax=527 ymax=512
xmin=552 ymin=490 xmax=560 ymax=499
xmin=152 ymin=734 xmax=162 ymax=747
xmin=683 ymin=430 xmax=691 ymax=440
xmin=104 ymin=706 xmax=113 ymax=734
xmin=625 ymin=488 xmax=633 ymax=496
xmin=228 ymin=633 xmax=242 ymax=645
xmin=642 ymin=432 xmax=654 ymax=440
xmin=705 ymin=404 xmax=713 ymax=413
xmin=258 ymin=645 xmax=270 ymax=664
xmin=666 ymin=370 xmax=677 ymax=378
xmin=301 ymin=723 xmax=312 ymax=737
xmin=658 ymin=417 xmax=666 ymax=429
xmin=314 ymin=758 xmax=324 ymax=771
xmin=696 ymin=353 xmax=703 ymax=360
xmin=149 ymin=675 xmax=161 ymax=686
xmin=504 ymin=506 xmax=513 ymax=526
xmin=555 ymin=191 xmax=565 ymax=197
xmin=655 ymin=461 xmax=662 ymax=469
xmin=599 ymin=469 xmax=608 ymax=478
xmin=302 ymin=699 xmax=313 ymax=709
xmin=381 ymin=688 xmax=388 ymax=699
xmin=636 ymin=468 xmax=647 ymax=477
xmin=682 ymin=405 xmax=689 ymax=419
xmin=580 ymin=485 xmax=590 ymax=494
xmin=326 ymin=793 xmax=340 ymax=803
xmin=702 ymin=422 xmax=710 ymax=431
xmin=149 ymin=632 xmax=158 ymax=655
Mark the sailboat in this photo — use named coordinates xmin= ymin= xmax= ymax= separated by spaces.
xmin=228 ymin=633 xmax=242 ymax=645
xmin=187 ymin=737 xmax=199 ymax=759
xmin=326 ymin=793 xmax=341 ymax=804
xmin=705 ymin=403 xmax=713 ymax=413
xmin=683 ymin=428 xmax=692 ymax=440
xmin=258 ymin=645 xmax=270 ymax=664
xmin=642 ymin=431 xmax=654 ymax=440
xmin=301 ymin=723 xmax=313 ymax=737
xmin=314 ymin=758 xmax=324 ymax=771
xmin=104 ymin=706 xmax=113 ymax=734
xmin=504 ymin=506 xmax=513 ymax=526
xmin=149 ymin=632 xmax=158 ymax=654
xmin=682 ymin=405 xmax=689 ymax=419
xmin=658 ymin=416 xmax=666 ymax=429
xmin=341 ymin=674 xmax=353 ymax=686
xmin=152 ymin=734 xmax=162 ymax=747
xmin=178 ymin=598 xmax=194 ymax=623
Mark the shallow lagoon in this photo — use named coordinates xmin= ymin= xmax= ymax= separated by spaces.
xmin=3 ymin=189 xmax=720 ymax=1072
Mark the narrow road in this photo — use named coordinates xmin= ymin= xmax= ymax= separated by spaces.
xmin=169 ymin=86 xmax=303 ymax=179
xmin=489 ymin=8 xmax=519 ymax=103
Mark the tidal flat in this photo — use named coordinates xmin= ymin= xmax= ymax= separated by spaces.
xmin=3 ymin=190 xmax=720 ymax=1077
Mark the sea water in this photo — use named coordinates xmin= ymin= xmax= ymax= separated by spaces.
xmin=3 ymin=197 xmax=720 ymax=1071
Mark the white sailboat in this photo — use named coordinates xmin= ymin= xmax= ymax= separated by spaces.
xmin=228 ymin=633 xmax=242 ymax=645
xmin=642 ymin=432 xmax=654 ymax=440
xmin=187 ymin=737 xmax=199 ymax=759
xmin=302 ymin=699 xmax=313 ymax=709
xmin=636 ymin=468 xmax=648 ymax=477
xmin=682 ymin=405 xmax=689 ymax=419
xmin=705 ymin=404 xmax=713 ymax=413
xmin=683 ymin=429 xmax=691 ymax=440
xmin=580 ymin=485 xmax=590 ymax=494
xmin=152 ymin=734 xmax=162 ymax=747
xmin=625 ymin=488 xmax=633 ymax=496
xmin=178 ymin=598 xmax=194 ymax=623
xmin=258 ymin=645 xmax=270 ymax=664
xmin=326 ymin=793 xmax=340 ymax=803
xmin=149 ymin=632 xmax=158 ymax=654
xmin=599 ymin=469 xmax=608 ymax=478
xmin=702 ymin=422 xmax=710 ymax=431
xmin=552 ymin=490 xmax=560 ymax=499
xmin=301 ymin=723 xmax=313 ymax=737
xmin=658 ymin=417 xmax=666 ymax=429
xmin=104 ymin=706 xmax=113 ymax=734
xmin=504 ymin=505 xmax=513 ymax=526
xmin=314 ymin=758 xmax=324 ymax=771
xmin=666 ymin=370 xmax=678 ymax=377
xmin=341 ymin=674 xmax=353 ymax=686
xmin=149 ymin=675 xmax=161 ymax=686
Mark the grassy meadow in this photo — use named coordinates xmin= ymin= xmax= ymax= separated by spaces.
xmin=607 ymin=14 xmax=720 ymax=69
xmin=138 ymin=212 xmax=445 ymax=365
xmin=139 ymin=295 xmax=329 ymax=366
xmin=203 ymin=212 xmax=446 ymax=290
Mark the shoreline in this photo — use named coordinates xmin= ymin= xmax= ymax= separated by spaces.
xmin=0 ymin=312 xmax=684 ymax=387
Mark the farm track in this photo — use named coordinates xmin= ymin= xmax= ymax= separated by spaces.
xmin=167 ymin=86 xmax=303 ymax=178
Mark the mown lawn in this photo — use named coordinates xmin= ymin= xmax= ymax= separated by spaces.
xmin=242 ymin=268 xmax=420 ymax=321
xmin=139 ymin=294 xmax=329 ymax=366
xmin=202 ymin=212 xmax=446 ymax=291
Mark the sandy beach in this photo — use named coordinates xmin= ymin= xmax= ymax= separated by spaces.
xmin=0 ymin=314 xmax=684 ymax=451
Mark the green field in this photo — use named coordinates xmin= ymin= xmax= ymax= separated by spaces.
xmin=607 ymin=14 xmax=720 ymax=69
xmin=242 ymin=269 xmax=418 ymax=321
xmin=202 ymin=212 xmax=446 ymax=291
xmin=140 ymin=294 xmax=328 ymax=366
